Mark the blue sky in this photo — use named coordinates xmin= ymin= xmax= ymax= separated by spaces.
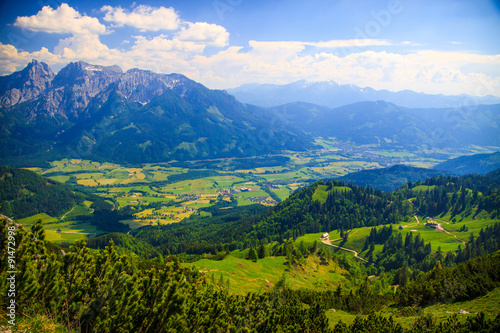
xmin=1 ymin=0 xmax=499 ymax=96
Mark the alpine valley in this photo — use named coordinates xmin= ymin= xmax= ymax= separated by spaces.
xmin=1 ymin=60 xmax=500 ymax=333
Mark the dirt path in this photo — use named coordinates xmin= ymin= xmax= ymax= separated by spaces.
xmin=437 ymin=224 xmax=466 ymax=246
xmin=431 ymin=218 xmax=450 ymax=224
xmin=60 ymin=206 xmax=75 ymax=220
xmin=321 ymin=240 xmax=369 ymax=263
xmin=404 ymin=215 xmax=421 ymax=228
xmin=55 ymin=231 xmax=92 ymax=235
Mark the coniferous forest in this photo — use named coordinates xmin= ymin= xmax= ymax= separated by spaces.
xmin=2 ymin=218 xmax=500 ymax=332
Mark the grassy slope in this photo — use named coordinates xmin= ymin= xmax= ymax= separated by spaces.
xmin=185 ymin=252 xmax=348 ymax=295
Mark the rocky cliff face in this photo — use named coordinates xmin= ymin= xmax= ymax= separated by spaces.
xmin=0 ymin=61 xmax=202 ymax=120
xmin=49 ymin=61 xmax=123 ymax=119
xmin=0 ymin=59 xmax=54 ymax=106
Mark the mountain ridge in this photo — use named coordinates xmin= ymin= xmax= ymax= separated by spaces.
xmin=434 ymin=151 xmax=500 ymax=175
xmin=269 ymin=100 xmax=500 ymax=148
xmin=0 ymin=60 xmax=313 ymax=166
xmin=228 ymin=80 xmax=500 ymax=109
xmin=337 ymin=164 xmax=456 ymax=192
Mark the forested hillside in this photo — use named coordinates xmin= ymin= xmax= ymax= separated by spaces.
xmin=128 ymin=172 xmax=500 ymax=261
xmin=338 ymin=164 xmax=454 ymax=192
xmin=2 ymin=217 xmax=500 ymax=332
xmin=0 ymin=165 xmax=128 ymax=232
xmin=129 ymin=180 xmax=413 ymax=258
xmin=402 ymin=173 xmax=500 ymax=219
xmin=0 ymin=165 xmax=82 ymax=218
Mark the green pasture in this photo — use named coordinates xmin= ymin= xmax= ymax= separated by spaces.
xmin=185 ymin=253 xmax=348 ymax=295
xmin=412 ymin=185 xmax=436 ymax=192
xmin=48 ymin=175 xmax=71 ymax=183
xmin=236 ymin=197 xmax=255 ymax=206
xmin=313 ymin=185 xmax=352 ymax=204
xmin=260 ymin=172 xmax=303 ymax=181
xmin=271 ymin=187 xmax=292 ymax=201
xmin=17 ymin=213 xmax=58 ymax=226
xmin=237 ymin=190 xmax=269 ymax=198
xmin=115 ymin=196 xmax=171 ymax=207
xmin=312 ymin=185 xmax=330 ymax=203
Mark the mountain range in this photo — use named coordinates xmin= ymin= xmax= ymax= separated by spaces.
xmin=0 ymin=60 xmax=311 ymax=165
xmin=1 ymin=60 xmax=499 ymax=166
xmin=269 ymin=101 xmax=500 ymax=148
xmin=227 ymin=80 xmax=500 ymax=109
xmin=337 ymin=165 xmax=455 ymax=192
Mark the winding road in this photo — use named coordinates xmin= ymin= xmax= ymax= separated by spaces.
xmin=437 ymin=223 xmax=466 ymax=246
xmin=321 ymin=239 xmax=369 ymax=263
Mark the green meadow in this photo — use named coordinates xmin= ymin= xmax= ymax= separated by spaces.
xmin=185 ymin=252 xmax=348 ymax=295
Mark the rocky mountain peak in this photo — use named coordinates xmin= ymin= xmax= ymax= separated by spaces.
xmin=52 ymin=61 xmax=123 ymax=87
xmin=47 ymin=61 xmax=124 ymax=117
xmin=0 ymin=59 xmax=55 ymax=106
xmin=115 ymin=69 xmax=195 ymax=104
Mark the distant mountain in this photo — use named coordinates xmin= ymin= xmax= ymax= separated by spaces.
xmin=227 ymin=80 xmax=500 ymax=109
xmin=270 ymin=101 xmax=500 ymax=148
xmin=434 ymin=152 xmax=500 ymax=175
xmin=338 ymin=165 xmax=455 ymax=192
xmin=0 ymin=60 xmax=313 ymax=166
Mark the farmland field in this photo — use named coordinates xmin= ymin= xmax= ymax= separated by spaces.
xmin=20 ymin=141 xmax=498 ymax=244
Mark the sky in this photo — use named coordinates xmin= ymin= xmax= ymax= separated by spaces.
xmin=1 ymin=0 xmax=500 ymax=96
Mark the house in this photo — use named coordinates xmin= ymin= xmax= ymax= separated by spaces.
xmin=424 ymin=222 xmax=438 ymax=228
xmin=320 ymin=233 xmax=329 ymax=239
xmin=57 ymin=228 xmax=62 ymax=233
xmin=398 ymin=225 xmax=404 ymax=230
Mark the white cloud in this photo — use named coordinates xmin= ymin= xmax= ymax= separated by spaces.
xmin=131 ymin=35 xmax=205 ymax=54
xmin=176 ymin=22 xmax=229 ymax=47
xmin=14 ymin=3 xmax=106 ymax=35
xmin=190 ymin=42 xmax=500 ymax=96
xmin=309 ymin=39 xmax=392 ymax=48
xmin=101 ymin=5 xmax=179 ymax=31
xmin=53 ymin=34 xmax=120 ymax=62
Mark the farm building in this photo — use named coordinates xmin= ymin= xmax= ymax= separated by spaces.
xmin=321 ymin=233 xmax=329 ymax=239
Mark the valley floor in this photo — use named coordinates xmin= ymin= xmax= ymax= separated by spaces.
xmin=20 ymin=141 xmax=497 ymax=245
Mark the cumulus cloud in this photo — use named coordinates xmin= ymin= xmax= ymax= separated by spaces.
xmin=14 ymin=3 xmax=106 ymax=35
xmin=101 ymin=5 xmax=179 ymax=31
xmin=131 ymin=35 xmax=205 ymax=54
xmin=190 ymin=42 xmax=500 ymax=96
xmin=176 ymin=22 xmax=229 ymax=47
